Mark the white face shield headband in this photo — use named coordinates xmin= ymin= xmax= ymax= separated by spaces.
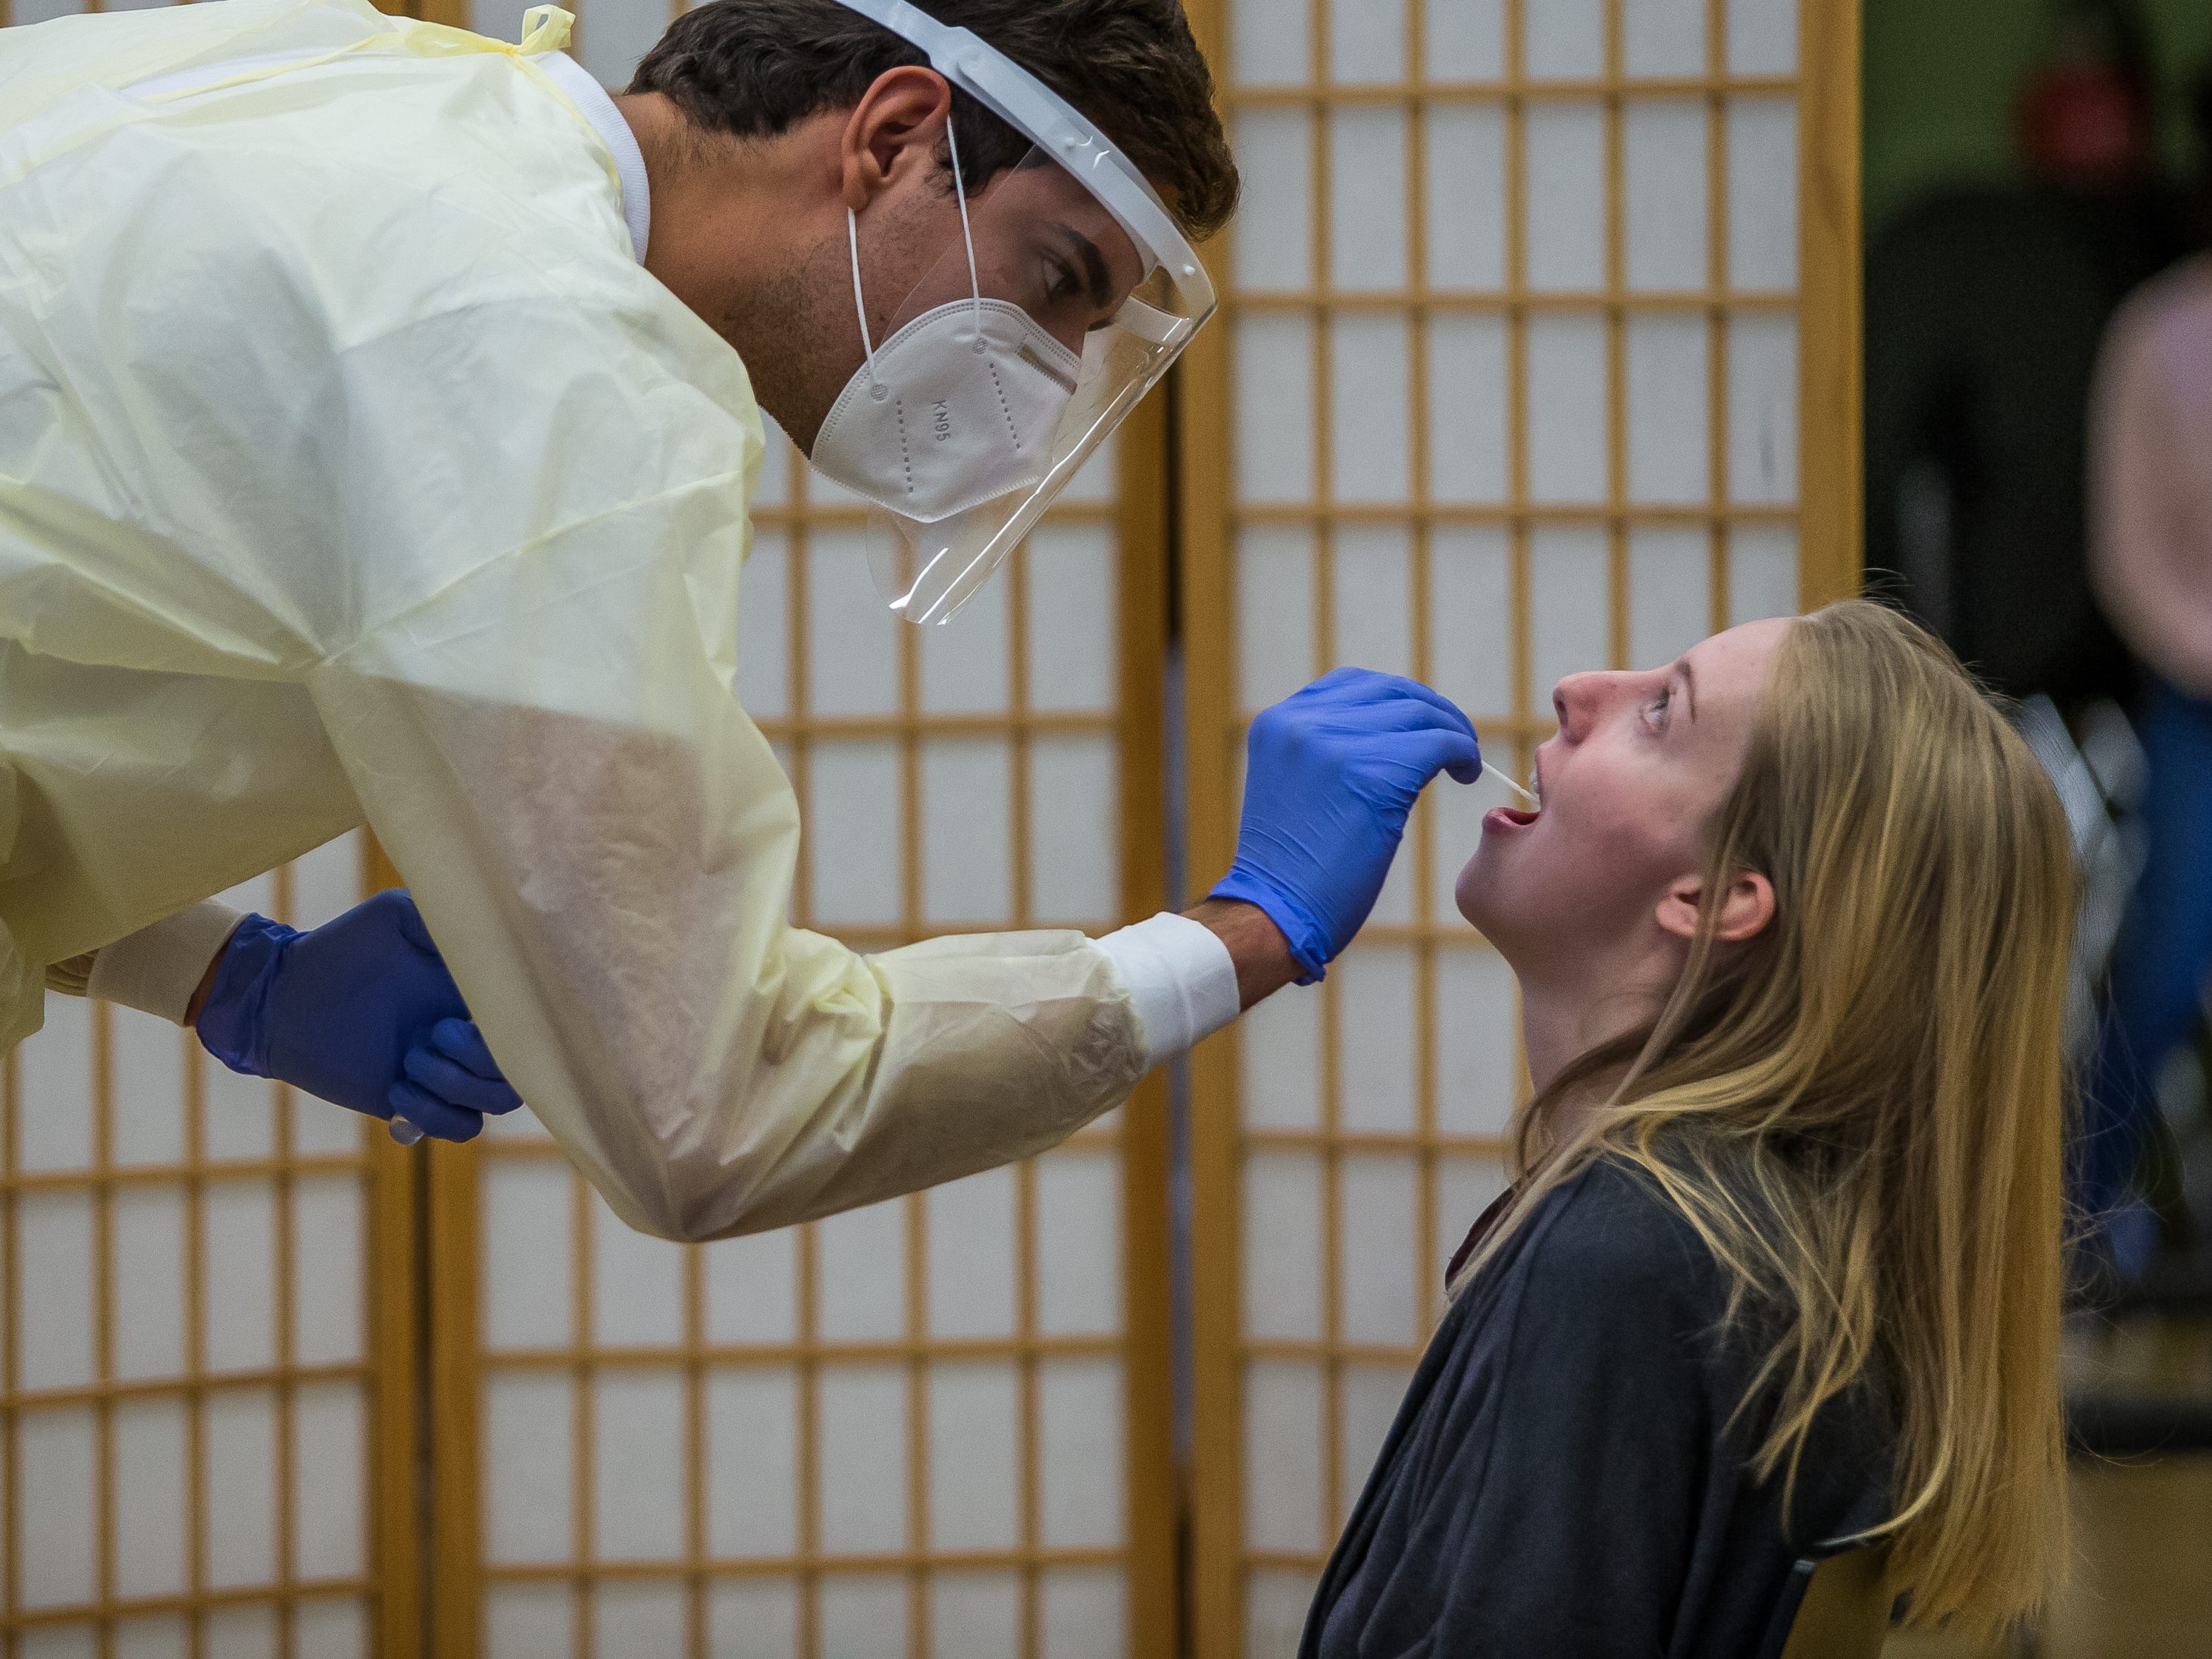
xmin=812 ymin=0 xmax=1218 ymax=626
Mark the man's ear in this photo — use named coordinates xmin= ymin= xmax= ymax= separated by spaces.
xmin=839 ymin=67 xmax=953 ymax=212
xmin=1655 ymin=869 xmax=1776 ymax=944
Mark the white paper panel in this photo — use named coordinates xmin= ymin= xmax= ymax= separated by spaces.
xmin=806 ymin=741 xmax=903 ymax=927
xmin=9 ymin=0 xmax=90 ymax=21
xmin=1424 ymin=105 xmax=1507 ymax=290
xmin=707 ymin=1367 xmax=799 ymax=1558
xmin=18 ymin=1407 xmax=95 ymax=1607
xmin=468 ymin=0 xmax=531 ymax=50
xmin=1038 ymin=1359 xmax=1123 ymax=1549
xmin=752 ymin=417 xmax=796 ymax=510
xmin=289 ymin=832 xmax=361 ymax=930
xmin=1427 ymin=526 xmax=1514 ymax=718
xmin=1368 ymin=807 xmax=1416 ymax=931
xmin=1626 ymin=312 xmax=1710 ymax=504
xmin=1339 ymin=1363 xmax=1413 ymax=1523
xmin=1233 ymin=110 xmax=1315 ymax=291
xmin=294 ymin=1382 xmax=367 ymax=1579
xmin=1427 ymin=313 xmax=1509 ymax=506
xmin=484 ymin=1371 xmax=574 ymax=1564
xmin=1525 ymin=0 xmax=1603 ymax=78
xmin=1029 ymin=737 xmax=1118 ymax=925
xmin=1624 ymin=100 xmax=1709 ymax=290
xmin=482 ymin=1159 xmax=574 ymax=1350
xmin=1435 ymin=1156 xmax=1512 ymax=1282
xmin=1425 ymin=0 xmax=1504 ymax=80
xmin=1328 ymin=109 xmax=1408 ymax=292
xmin=1245 ymin=1568 xmax=1318 ymax=1659
xmin=1041 ymin=1570 xmax=1125 ymax=1659
xmin=593 ymin=1582 xmax=684 ymax=1659
xmin=818 ymin=1366 xmax=907 ymax=1553
xmin=204 ymin=1387 xmax=277 ymax=1589
xmin=1035 ymin=1151 xmax=1122 ymax=1336
xmin=1061 ymin=434 xmax=1119 ymax=506
xmin=935 ymin=1573 xmax=1021 ymax=1659
xmin=1238 ymin=980 xmax=1324 ymax=1131
xmin=111 ymin=1009 xmax=184 ymax=1166
xmin=1728 ymin=0 xmax=1797 ymax=74
xmin=806 ymin=529 xmax=899 ymax=717
xmin=487 ymin=1585 xmax=572 ymax=1659
xmin=816 ymin=1200 xmax=906 ymax=1343
xmin=818 ymin=1576 xmax=908 ymax=1659
xmin=1231 ymin=0 xmax=1308 ymax=86
xmin=735 ymin=532 xmax=790 ymax=720
xmin=202 ymin=1055 xmax=275 ymax=1163
xmin=111 ymin=1186 xmax=186 ymax=1380
xmin=1433 ymin=949 xmax=1519 ymax=1138
xmin=293 ymin=1599 xmax=368 ymax=1659
xmin=202 ymin=1605 xmax=276 ymax=1659
xmin=1027 ymin=525 xmax=1118 ymax=713
xmin=1728 ymin=525 xmax=1801 ymax=625
xmin=709 ymin=1580 xmax=800 ymax=1658
xmin=1629 ymin=527 xmax=1715 ymax=668
xmin=928 ymin=1362 xmax=1021 ymax=1551
xmin=1523 ymin=104 xmax=1607 ymax=290
xmin=204 ymin=1182 xmax=276 ymax=1373
xmin=1528 ymin=528 xmax=1613 ymax=702
xmin=18 ymin=1191 xmax=93 ymax=1391
xmin=1336 ymin=948 xmax=1417 ymax=1133
xmin=214 ymin=872 xmax=277 ymax=918
xmin=292 ymin=1175 xmax=363 ymax=1366
xmin=925 ymin=1168 xmax=1018 ymax=1339
xmin=1328 ymin=0 xmax=1403 ymax=80
xmin=1234 ymin=315 xmax=1317 ymax=505
xmin=114 ymin=1622 xmax=186 ymax=1659
xmin=1243 ymin=1362 xmax=1323 ymax=1553
xmin=1525 ymin=315 xmax=1609 ymax=503
xmin=1727 ymin=314 xmax=1799 ymax=505
xmin=1329 ymin=315 xmax=1412 ymax=504
xmin=1623 ymin=0 xmax=1707 ymax=76
xmin=1329 ymin=527 xmax=1413 ymax=679
xmin=1241 ymin=1153 xmax=1322 ymax=1341
xmin=922 ymin=740 xmax=1012 ymax=924
xmin=1237 ymin=527 xmax=1319 ymax=712
xmin=1337 ymin=1158 xmax=1419 ymax=1345
xmin=112 ymin=1398 xmax=187 ymax=1598
xmin=1727 ymin=97 xmax=1799 ymax=290
xmin=574 ymin=0 xmax=660 ymax=92
xmin=919 ymin=570 xmax=1011 ymax=715
xmin=705 ymin=1228 xmax=798 ymax=1346
xmin=19 ymin=995 xmax=92 ymax=1169
xmin=594 ymin=1370 xmax=686 ymax=1560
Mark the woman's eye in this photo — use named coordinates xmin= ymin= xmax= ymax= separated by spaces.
xmin=1645 ymin=689 xmax=1672 ymax=728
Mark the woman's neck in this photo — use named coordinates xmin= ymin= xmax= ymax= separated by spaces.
xmin=1516 ymin=951 xmax=1676 ymax=1138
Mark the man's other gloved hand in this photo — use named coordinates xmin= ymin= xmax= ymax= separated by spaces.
xmin=1209 ymin=668 xmax=1482 ymax=983
xmin=194 ymin=888 xmax=521 ymax=1142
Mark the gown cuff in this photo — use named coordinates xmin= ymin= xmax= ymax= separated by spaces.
xmin=1094 ymin=912 xmax=1241 ymax=1070
xmin=85 ymin=901 xmax=248 ymax=1026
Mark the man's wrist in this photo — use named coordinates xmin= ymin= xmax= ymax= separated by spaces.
xmin=1184 ymin=898 xmax=1303 ymax=1010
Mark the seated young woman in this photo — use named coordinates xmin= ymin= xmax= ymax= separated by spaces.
xmin=1302 ymin=600 xmax=2073 ymax=1656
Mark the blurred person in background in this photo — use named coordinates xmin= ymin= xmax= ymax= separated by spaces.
xmin=2082 ymin=65 xmax=2212 ymax=1276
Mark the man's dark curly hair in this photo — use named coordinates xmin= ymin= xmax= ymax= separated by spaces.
xmin=627 ymin=0 xmax=1238 ymax=241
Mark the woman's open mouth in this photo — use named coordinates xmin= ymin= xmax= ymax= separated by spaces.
xmin=1484 ymin=805 xmax=1540 ymax=833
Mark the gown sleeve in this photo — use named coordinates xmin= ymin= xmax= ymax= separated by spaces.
xmin=284 ymin=295 xmax=1152 ymax=1242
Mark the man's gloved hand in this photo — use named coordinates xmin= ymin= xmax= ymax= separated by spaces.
xmin=1209 ymin=668 xmax=1483 ymax=982
xmin=194 ymin=888 xmax=521 ymax=1143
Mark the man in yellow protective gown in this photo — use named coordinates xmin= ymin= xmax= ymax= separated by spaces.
xmin=0 ymin=0 xmax=1485 ymax=1239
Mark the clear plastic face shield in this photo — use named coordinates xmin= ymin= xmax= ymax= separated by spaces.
xmin=815 ymin=0 xmax=1217 ymax=625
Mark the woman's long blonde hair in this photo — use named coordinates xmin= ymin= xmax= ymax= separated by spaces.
xmin=1459 ymin=600 xmax=2075 ymax=1636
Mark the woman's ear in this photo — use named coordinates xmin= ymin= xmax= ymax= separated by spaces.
xmin=1655 ymin=869 xmax=1776 ymax=944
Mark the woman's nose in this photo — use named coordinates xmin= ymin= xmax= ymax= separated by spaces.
xmin=1553 ymin=672 xmax=1605 ymax=740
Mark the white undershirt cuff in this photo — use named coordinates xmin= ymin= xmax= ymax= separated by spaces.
xmin=86 ymin=901 xmax=248 ymax=1026
xmin=537 ymin=52 xmax=652 ymax=264
xmin=1094 ymin=912 xmax=1241 ymax=1070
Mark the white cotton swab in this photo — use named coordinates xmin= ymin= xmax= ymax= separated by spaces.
xmin=1488 ymin=766 xmax=1540 ymax=808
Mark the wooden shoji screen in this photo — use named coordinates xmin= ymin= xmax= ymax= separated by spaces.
xmin=0 ymin=836 xmax=420 ymax=1659
xmin=1176 ymin=0 xmax=1862 ymax=1654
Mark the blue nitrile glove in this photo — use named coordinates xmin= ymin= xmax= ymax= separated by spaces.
xmin=1209 ymin=668 xmax=1483 ymax=983
xmin=194 ymin=888 xmax=522 ymax=1144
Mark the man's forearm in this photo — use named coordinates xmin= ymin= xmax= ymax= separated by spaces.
xmin=1186 ymin=898 xmax=1302 ymax=1009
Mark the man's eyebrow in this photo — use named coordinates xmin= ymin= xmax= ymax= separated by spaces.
xmin=1678 ymin=658 xmax=1698 ymax=722
xmin=1053 ymin=223 xmax=1114 ymax=311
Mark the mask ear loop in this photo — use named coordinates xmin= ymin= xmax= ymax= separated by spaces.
xmin=944 ymin=111 xmax=986 ymax=350
xmin=846 ymin=208 xmax=887 ymax=399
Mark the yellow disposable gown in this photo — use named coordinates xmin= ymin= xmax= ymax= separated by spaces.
xmin=0 ymin=0 xmax=1147 ymax=1240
